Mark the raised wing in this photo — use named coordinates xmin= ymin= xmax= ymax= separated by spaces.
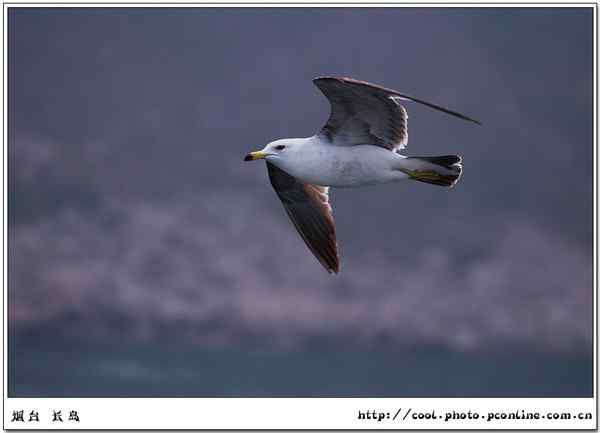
xmin=314 ymin=76 xmax=481 ymax=152
xmin=267 ymin=161 xmax=339 ymax=274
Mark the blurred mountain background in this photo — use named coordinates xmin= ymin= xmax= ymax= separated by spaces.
xmin=8 ymin=7 xmax=593 ymax=396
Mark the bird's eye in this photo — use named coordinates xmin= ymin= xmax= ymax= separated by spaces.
xmin=275 ymin=145 xmax=286 ymax=151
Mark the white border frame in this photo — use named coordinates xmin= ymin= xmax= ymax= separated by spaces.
xmin=1 ymin=2 xmax=597 ymax=430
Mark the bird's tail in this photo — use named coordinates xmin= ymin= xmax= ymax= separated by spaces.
xmin=401 ymin=155 xmax=463 ymax=187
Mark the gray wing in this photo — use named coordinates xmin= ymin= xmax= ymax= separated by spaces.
xmin=313 ymin=76 xmax=481 ymax=152
xmin=267 ymin=161 xmax=339 ymax=274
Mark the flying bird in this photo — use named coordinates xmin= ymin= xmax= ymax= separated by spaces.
xmin=244 ymin=77 xmax=480 ymax=274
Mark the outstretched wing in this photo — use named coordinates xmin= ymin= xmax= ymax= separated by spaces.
xmin=267 ymin=161 xmax=339 ymax=274
xmin=313 ymin=76 xmax=481 ymax=152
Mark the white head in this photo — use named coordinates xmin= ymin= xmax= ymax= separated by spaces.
xmin=243 ymin=138 xmax=300 ymax=164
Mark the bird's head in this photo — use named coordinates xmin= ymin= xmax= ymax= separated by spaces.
xmin=244 ymin=139 xmax=295 ymax=162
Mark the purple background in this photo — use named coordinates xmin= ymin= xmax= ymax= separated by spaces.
xmin=8 ymin=7 xmax=593 ymax=396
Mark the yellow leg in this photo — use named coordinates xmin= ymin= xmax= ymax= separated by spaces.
xmin=407 ymin=169 xmax=442 ymax=181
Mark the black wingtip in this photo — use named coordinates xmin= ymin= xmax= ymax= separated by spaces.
xmin=314 ymin=76 xmax=482 ymax=126
xmin=461 ymin=115 xmax=482 ymax=126
xmin=462 ymin=115 xmax=482 ymax=126
xmin=447 ymin=109 xmax=481 ymax=126
xmin=400 ymin=92 xmax=481 ymax=126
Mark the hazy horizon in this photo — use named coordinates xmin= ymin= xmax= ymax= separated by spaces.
xmin=8 ymin=7 xmax=594 ymax=396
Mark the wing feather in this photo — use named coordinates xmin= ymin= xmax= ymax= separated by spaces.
xmin=313 ymin=76 xmax=480 ymax=152
xmin=267 ymin=162 xmax=339 ymax=274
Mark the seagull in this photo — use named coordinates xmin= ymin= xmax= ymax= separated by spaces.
xmin=244 ymin=77 xmax=480 ymax=274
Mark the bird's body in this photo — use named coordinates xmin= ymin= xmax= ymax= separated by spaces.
xmin=267 ymin=136 xmax=409 ymax=187
xmin=244 ymin=76 xmax=480 ymax=273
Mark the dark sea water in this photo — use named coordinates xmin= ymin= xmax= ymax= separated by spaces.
xmin=9 ymin=334 xmax=592 ymax=397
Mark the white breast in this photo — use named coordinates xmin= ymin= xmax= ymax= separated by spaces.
xmin=271 ymin=136 xmax=407 ymax=187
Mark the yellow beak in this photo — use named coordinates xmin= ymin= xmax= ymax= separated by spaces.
xmin=244 ymin=151 xmax=269 ymax=161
